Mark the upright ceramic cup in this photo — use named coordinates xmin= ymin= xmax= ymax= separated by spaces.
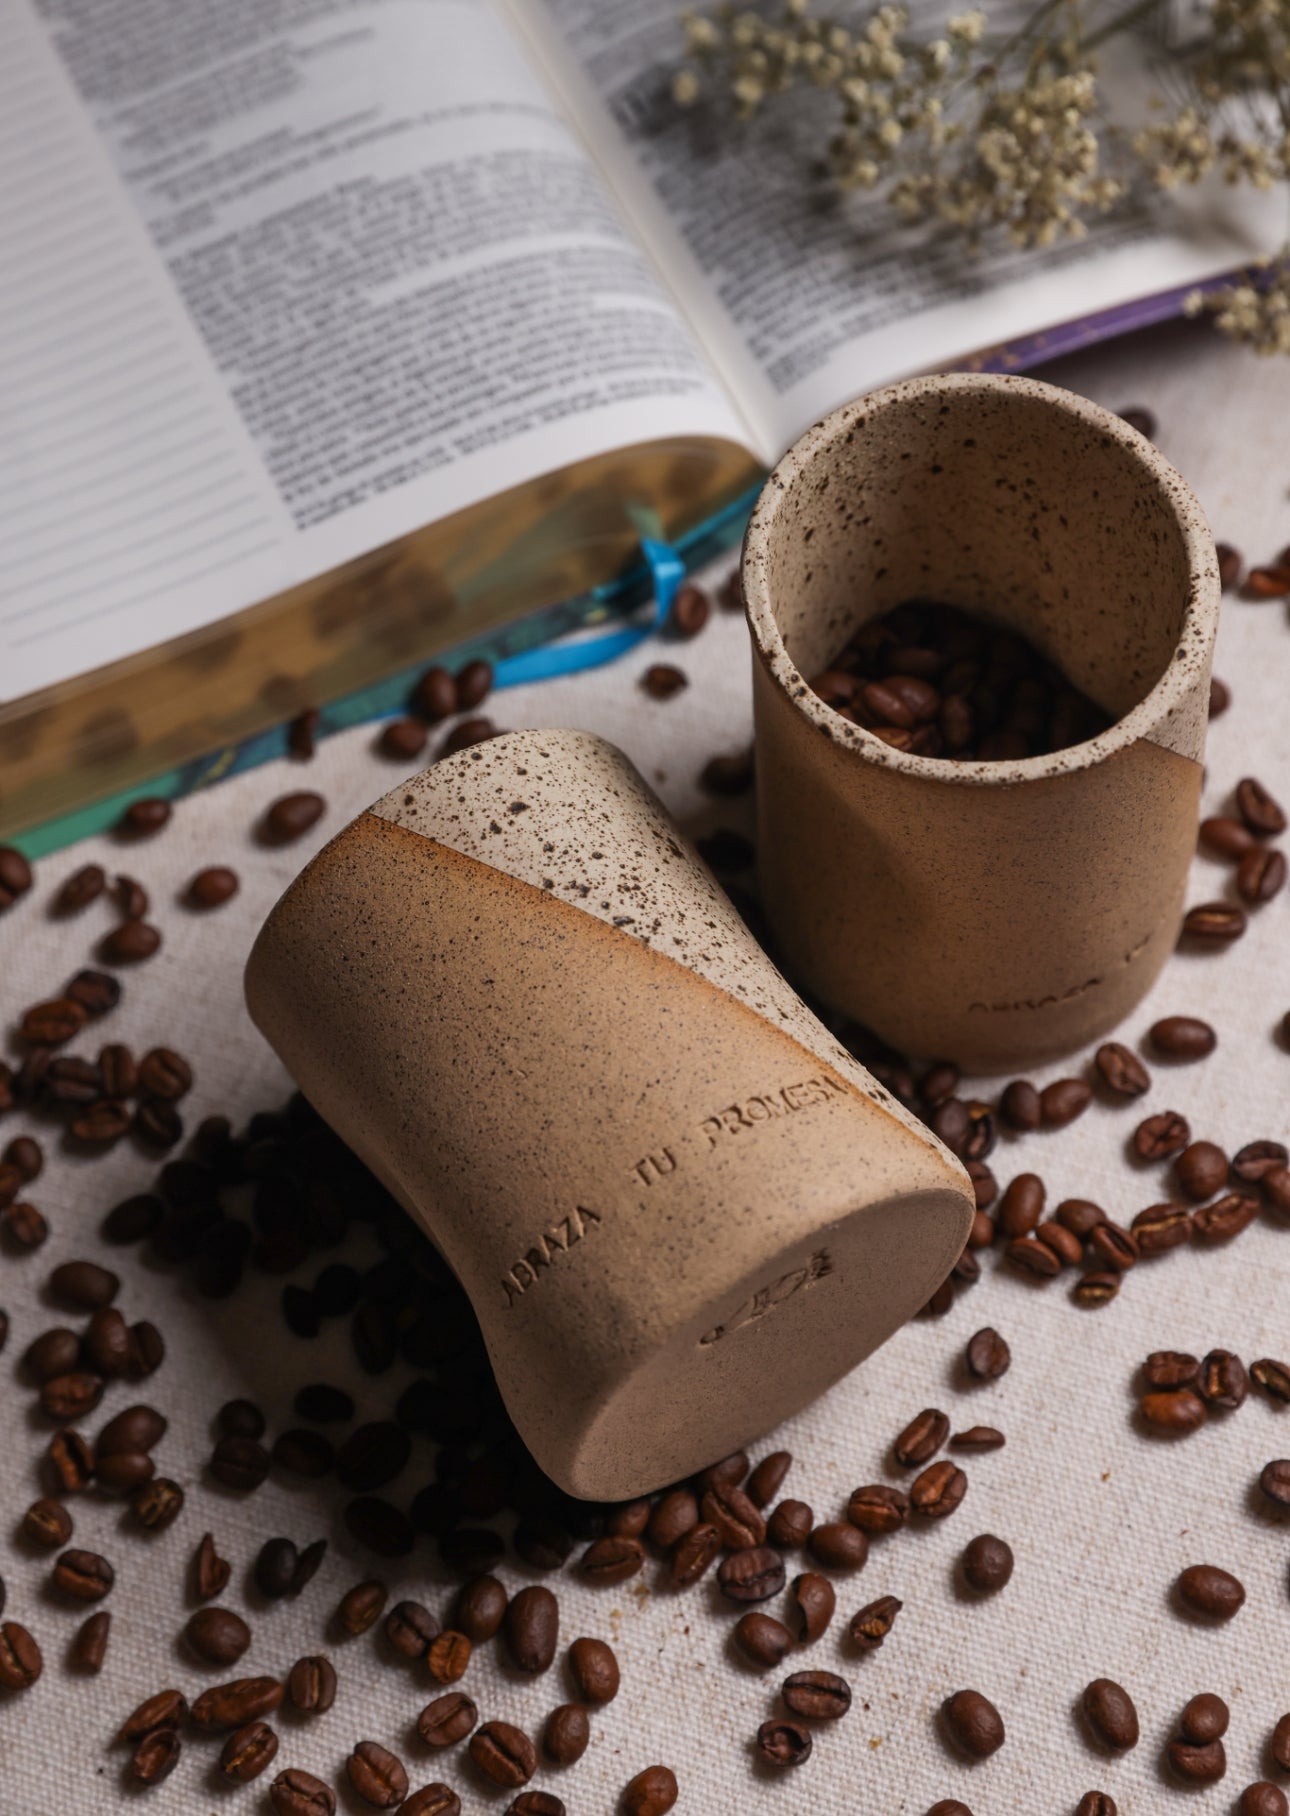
xmin=743 ymin=373 xmax=1220 ymax=1071
xmin=245 ymin=730 xmax=974 ymax=1498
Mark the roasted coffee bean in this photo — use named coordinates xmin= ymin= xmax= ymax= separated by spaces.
xmin=641 ymin=663 xmax=687 ymax=700
xmin=0 ymin=846 xmax=32 ymax=910
xmin=102 ymin=1192 xmax=164 ymax=1245
xmin=132 ymin=1477 xmax=183 ymax=1531
xmin=789 ymin=1571 xmax=836 ymax=1642
xmin=191 ymin=1675 xmax=284 ymax=1731
xmin=648 ymin=1488 xmax=698 ymax=1549
xmin=1041 ymin=1078 xmax=1091 ymax=1127
xmin=99 ymin=920 xmax=162 ymax=964
xmin=1144 ymin=1350 xmax=1200 ymax=1389
xmin=848 ymin=1594 xmax=902 ymax=1652
xmin=1087 ymin=1221 xmax=1138 ymax=1271
xmin=846 ymin=1484 xmax=908 ymax=1533
xmin=1215 ymin=541 xmax=1244 ymax=587
xmin=338 ymin=1578 xmax=388 ymax=1635
xmin=1237 ymin=775 xmax=1287 ymax=835
xmin=210 ymin=1434 xmax=271 ymax=1490
xmin=807 ymin=1521 xmax=869 ymax=1569
xmin=733 ymin=1611 xmax=793 ymax=1667
xmin=21 ymin=1497 xmax=72 ymax=1549
xmin=894 ymin=1407 xmax=950 ymax=1467
xmin=119 ymin=796 xmax=171 ymax=837
xmin=54 ymin=863 xmax=106 ymax=914
xmin=607 ymin=1499 xmax=651 ymax=1539
xmin=718 ymin=1545 xmax=786 ymax=1602
xmin=1073 ymin=1271 xmax=1121 ymax=1307
xmin=579 ymin=1534 xmax=644 ymax=1585
xmin=285 ymin=1653 xmax=337 ymax=1715
xmin=402 ymin=1788 xmax=461 ymax=1816
xmin=65 ymin=967 xmax=120 ymax=1016
xmin=568 ymin=1635 xmax=618 ymax=1705
xmin=767 ymin=1498 xmax=814 ymax=1546
xmin=111 ymin=874 xmax=149 ymax=919
xmin=5 ymin=1204 xmax=50 ymax=1254
xmin=470 ymin=1720 xmax=537 ymax=1789
xmin=221 ymin=1721 xmax=279 ymax=1783
xmin=129 ymin=1725 xmax=181 ymax=1785
xmin=49 ymin=1258 xmax=119 ymax=1311
xmin=186 ymin=1606 xmax=252 ymax=1666
xmin=98 ymin=1404 xmax=168 ymax=1461
xmin=1264 ymin=1452 xmax=1290 ymax=1510
xmin=1198 ymin=1349 xmax=1248 ymax=1408
xmin=1034 ymin=1220 xmax=1082 ymax=1267
xmin=512 ymin=1517 xmax=573 ymax=1572
xmin=1135 ymin=1110 xmax=1191 ymax=1159
xmin=412 ymin=665 xmax=458 ymax=721
xmin=1274 ymin=1714 xmax=1290 ymax=1771
xmin=1000 ymin=1079 xmax=1041 ymax=1130
xmin=1194 ymin=1191 xmax=1259 ymax=1244
xmin=1234 ymin=1139 xmax=1290 ymax=1181
xmin=668 ymin=582 xmax=711 ymax=638
xmin=694 ymin=1446 xmax=748 ymax=1489
xmin=1141 ymin=1388 xmax=1207 ymax=1433
xmin=136 ymin=1048 xmax=192 ymax=1102
xmin=1007 ymin=1235 xmax=1061 ymax=1278
xmin=1252 ymin=1358 xmax=1290 ymax=1403
xmin=418 ymin=1690 xmax=479 ymax=1747
xmin=426 ymin=1630 xmax=472 ymax=1684
xmin=965 ymin=1327 xmax=1010 ymax=1380
xmin=261 ymin=792 xmax=325 ymax=844
xmin=272 ymin=1429 xmax=334 ymax=1479
xmin=967 ymin=1210 xmax=995 ymax=1252
xmin=24 ymin=1327 xmax=80 ymax=1385
xmin=621 ymin=1765 xmax=679 ymax=1814
xmin=911 ymin=1460 xmax=967 ymax=1518
xmin=502 ymin=1585 xmax=559 ymax=1675
xmin=438 ymin=715 xmax=499 ymax=758
xmin=82 ymin=1306 xmax=130 ymax=1378
xmin=347 ymin=1739 xmax=409 ymax=1809
xmin=94 ymin=1450 xmax=154 ymax=1496
xmin=117 ymin=1689 xmax=188 ymax=1741
xmin=701 ymin=749 xmax=754 ymax=795
xmin=942 ymin=1688 xmax=1004 ymax=1759
xmin=187 ymin=865 xmax=240 ymax=909
xmin=756 ymin=1718 xmax=812 ymax=1766
xmin=454 ymin=1574 xmax=507 ymax=1642
xmin=0 ymin=1620 xmax=40 ymax=1691
xmin=270 ymin=1768 xmax=337 ymax=1815
xmin=47 ymin=1430 xmax=94 ymax=1494
xmin=70 ymin=1609 xmax=110 ymax=1673
xmin=1176 ymin=1140 xmax=1229 ymax=1200
xmin=377 ymin=713 xmax=430 ymax=761
xmin=1176 ymin=1563 xmax=1245 ymax=1620
xmin=926 ymin=1806 xmax=974 ymax=1816
xmin=701 ymin=1481 xmax=766 ymax=1549
xmin=20 ymin=998 xmax=87 ymax=1046
xmin=1180 ymin=1691 xmax=1229 ymax=1744
xmin=1149 ymin=1015 xmax=1216 ymax=1060
xmin=3 ymin=1136 xmax=41 ymax=1183
xmin=336 ymin=1420 xmax=411 ymax=1492
xmin=1201 ymin=813 xmax=1255 ymax=858
xmin=507 ymin=1794 xmax=564 ymax=1816
xmin=1095 ymin=1042 xmax=1150 ymax=1096
xmin=782 ymin=1669 xmax=851 ymax=1720
xmin=961 ymin=1532 xmax=1014 ymax=1593
xmin=1240 ymin=845 xmax=1287 ymax=901
xmin=52 ymin=1549 xmax=114 ymax=1601
xmin=1167 ymin=1736 xmax=1227 ymax=1784
xmin=1241 ymin=1785 xmax=1290 ymax=1816
xmin=1132 ymin=1203 xmax=1193 ymax=1256
xmin=381 ymin=1599 xmax=436 ymax=1662
xmin=453 ymin=658 xmax=493 ymax=708
xmin=543 ymin=1702 xmax=590 ymax=1766
xmin=1183 ymin=901 xmax=1247 ymax=942
xmin=1266 ymin=1166 xmax=1290 ymax=1213
xmin=134 ymin=1097 xmax=182 ymax=1147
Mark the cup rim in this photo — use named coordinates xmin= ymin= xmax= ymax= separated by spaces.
xmin=742 ymin=371 xmax=1220 ymax=786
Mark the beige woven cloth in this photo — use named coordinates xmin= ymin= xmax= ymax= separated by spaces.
xmin=1 ymin=317 xmax=1287 ymax=1814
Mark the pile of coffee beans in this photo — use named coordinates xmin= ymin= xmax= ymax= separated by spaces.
xmin=805 ymin=598 xmax=1114 ymax=761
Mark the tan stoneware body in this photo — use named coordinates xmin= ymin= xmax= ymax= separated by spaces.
xmin=245 ymin=731 xmax=973 ymax=1499
xmin=743 ymin=373 xmax=1221 ymax=1071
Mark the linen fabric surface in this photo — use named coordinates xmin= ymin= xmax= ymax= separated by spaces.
xmin=0 ymin=316 xmax=1287 ymax=1813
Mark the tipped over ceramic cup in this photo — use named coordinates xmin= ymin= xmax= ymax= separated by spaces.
xmin=743 ymin=372 xmax=1220 ymax=1071
xmin=245 ymin=729 xmax=974 ymax=1498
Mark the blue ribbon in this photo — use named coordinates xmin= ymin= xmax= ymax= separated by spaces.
xmin=490 ymin=536 xmax=687 ymax=688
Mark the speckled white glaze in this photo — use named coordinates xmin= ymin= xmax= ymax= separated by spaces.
xmin=742 ymin=372 xmax=1221 ymax=1069
xmin=246 ymin=732 xmax=975 ymax=1496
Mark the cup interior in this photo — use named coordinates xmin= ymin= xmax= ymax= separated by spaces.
xmin=747 ymin=375 xmax=1212 ymax=749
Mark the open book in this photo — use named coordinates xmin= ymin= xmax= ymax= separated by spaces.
xmin=2 ymin=0 xmax=1277 ymax=835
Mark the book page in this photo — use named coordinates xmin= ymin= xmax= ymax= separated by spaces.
xmin=2 ymin=0 xmax=748 ymax=704
xmin=514 ymin=0 xmax=1283 ymax=464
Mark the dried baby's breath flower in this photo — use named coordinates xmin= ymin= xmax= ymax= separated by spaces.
xmin=1186 ymin=259 xmax=1290 ymax=353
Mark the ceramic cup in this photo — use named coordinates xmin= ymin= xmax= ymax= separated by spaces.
xmin=245 ymin=730 xmax=974 ymax=1498
xmin=743 ymin=372 xmax=1221 ymax=1071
